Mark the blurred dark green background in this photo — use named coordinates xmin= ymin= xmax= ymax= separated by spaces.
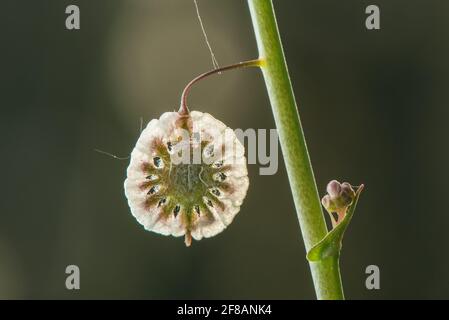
xmin=2 ymin=0 xmax=449 ymax=299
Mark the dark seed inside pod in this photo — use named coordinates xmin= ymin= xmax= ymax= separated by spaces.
xmin=153 ymin=157 xmax=162 ymax=168
xmin=174 ymin=205 xmax=180 ymax=217
xmin=218 ymin=172 xmax=227 ymax=181
xmin=206 ymin=199 xmax=214 ymax=207
xmin=194 ymin=205 xmax=200 ymax=216
xmin=213 ymin=160 xmax=223 ymax=168
xmin=148 ymin=186 xmax=157 ymax=195
xmin=167 ymin=142 xmax=173 ymax=152
xmin=211 ymin=188 xmax=221 ymax=196
xmin=158 ymin=198 xmax=166 ymax=207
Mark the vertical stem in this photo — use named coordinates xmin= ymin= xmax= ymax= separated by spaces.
xmin=247 ymin=0 xmax=344 ymax=299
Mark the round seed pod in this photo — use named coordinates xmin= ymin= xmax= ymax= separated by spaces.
xmin=124 ymin=111 xmax=249 ymax=246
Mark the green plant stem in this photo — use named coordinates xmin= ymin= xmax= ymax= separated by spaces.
xmin=247 ymin=0 xmax=344 ymax=299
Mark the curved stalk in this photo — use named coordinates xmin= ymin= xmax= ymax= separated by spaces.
xmin=179 ymin=59 xmax=265 ymax=115
xmin=247 ymin=0 xmax=344 ymax=299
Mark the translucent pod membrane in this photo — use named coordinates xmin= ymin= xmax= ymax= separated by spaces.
xmin=124 ymin=111 xmax=249 ymax=246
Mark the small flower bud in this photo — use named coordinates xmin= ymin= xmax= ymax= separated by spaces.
xmin=322 ymin=180 xmax=357 ymax=227
xmin=321 ymin=194 xmax=331 ymax=209
xmin=326 ymin=180 xmax=341 ymax=198
xmin=339 ymin=182 xmax=356 ymax=207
